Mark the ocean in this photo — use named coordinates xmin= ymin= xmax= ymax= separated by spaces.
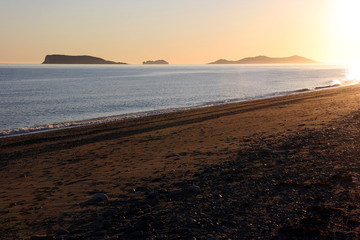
xmin=0 ymin=63 xmax=356 ymax=137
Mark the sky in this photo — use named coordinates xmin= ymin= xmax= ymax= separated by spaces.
xmin=1 ymin=0 xmax=359 ymax=64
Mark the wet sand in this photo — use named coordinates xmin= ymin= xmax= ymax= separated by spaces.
xmin=1 ymin=85 xmax=360 ymax=239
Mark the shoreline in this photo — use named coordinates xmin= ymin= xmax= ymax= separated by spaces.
xmin=2 ymin=84 xmax=360 ymax=238
xmin=0 ymin=83 xmax=348 ymax=142
xmin=0 ymin=82 xmax=346 ymax=138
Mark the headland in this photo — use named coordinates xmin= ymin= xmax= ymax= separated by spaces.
xmin=209 ymin=55 xmax=317 ymax=64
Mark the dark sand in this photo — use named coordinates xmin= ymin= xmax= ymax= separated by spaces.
xmin=2 ymin=85 xmax=360 ymax=239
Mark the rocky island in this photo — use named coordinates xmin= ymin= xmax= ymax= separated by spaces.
xmin=209 ymin=55 xmax=317 ymax=64
xmin=143 ymin=60 xmax=169 ymax=64
xmin=42 ymin=54 xmax=127 ymax=64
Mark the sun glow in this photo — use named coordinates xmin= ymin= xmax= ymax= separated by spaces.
xmin=346 ymin=59 xmax=360 ymax=83
xmin=333 ymin=0 xmax=360 ymax=36
xmin=330 ymin=0 xmax=360 ymax=64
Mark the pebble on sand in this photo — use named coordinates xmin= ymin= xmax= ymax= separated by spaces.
xmin=187 ymin=185 xmax=201 ymax=193
xmin=91 ymin=193 xmax=109 ymax=202
xmin=260 ymin=148 xmax=272 ymax=154
xmin=82 ymin=193 xmax=109 ymax=206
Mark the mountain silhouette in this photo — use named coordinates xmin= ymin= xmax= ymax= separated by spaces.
xmin=209 ymin=55 xmax=317 ymax=64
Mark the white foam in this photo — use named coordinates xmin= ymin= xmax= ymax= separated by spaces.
xmin=0 ymin=107 xmax=200 ymax=138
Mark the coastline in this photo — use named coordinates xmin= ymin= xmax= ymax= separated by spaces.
xmin=0 ymin=81 xmax=344 ymax=138
xmin=0 ymin=83 xmax=352 ymax=143
xmin=2 ymin=84 xmax=360 ymax=238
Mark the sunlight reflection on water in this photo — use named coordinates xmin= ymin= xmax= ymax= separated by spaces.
xmin=345 ymin=60 xmax=360 ymax=84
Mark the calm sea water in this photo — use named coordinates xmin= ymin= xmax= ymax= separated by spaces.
xmin=0 ymin=64 xmax=355 ymax=136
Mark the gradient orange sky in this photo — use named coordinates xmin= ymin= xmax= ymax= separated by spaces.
xmin=1 ymin=0 xmax=359 ymax=64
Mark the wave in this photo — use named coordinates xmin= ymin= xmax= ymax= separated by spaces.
xmin=330 ymin=78 xmax=359 ymax=86
xmin=199 ymin=79 xmax=357 ymax=107
xmin=0 ymin=107 xmax=196 ymax=138
xmin=1 ymin=78 xmax=357 ymax=138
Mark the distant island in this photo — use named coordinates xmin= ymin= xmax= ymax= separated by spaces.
xmin=143 ymin=60 xmax=169 ymax=65
xmin=208 ymin=55 xmax=317 ymax=64
xmin=42 ymin=55 xmax=127 ymax=64
xmin=41 ymin=54 xmax=316 ymax=65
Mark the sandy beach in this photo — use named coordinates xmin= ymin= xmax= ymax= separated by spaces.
xmin=2 ymin=84 xmax=360 ymax=239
